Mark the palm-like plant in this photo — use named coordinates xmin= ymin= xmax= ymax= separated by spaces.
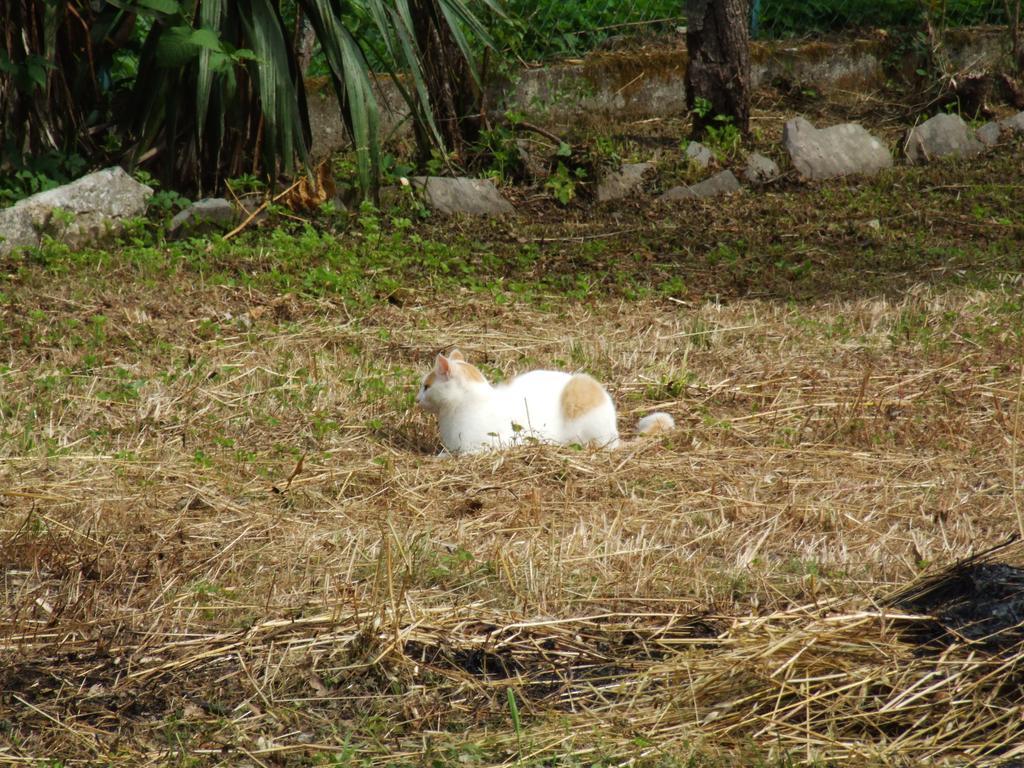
xmin=1 ymin=0 xmax=501 ymax=198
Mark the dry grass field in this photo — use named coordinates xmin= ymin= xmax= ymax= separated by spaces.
xmin=3 ymin=135 xmax=1024 ymax=766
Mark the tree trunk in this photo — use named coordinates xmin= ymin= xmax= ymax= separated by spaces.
xmin=409 ymin=0 xmax=481 ymax=163
xmin=685 ymin=0 xmax=751 ymax=137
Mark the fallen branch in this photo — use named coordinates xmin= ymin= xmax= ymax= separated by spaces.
xmin=514 ymin=120 xmax=567 ymax=147
xmin=223 ymin=177 xmax=305 ymax=241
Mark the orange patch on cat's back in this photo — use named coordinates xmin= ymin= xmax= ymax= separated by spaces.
xmin=457 ymin=362 xmax=486 ymax=383
xmin=560 ymin=374 xmax=607 ymax=421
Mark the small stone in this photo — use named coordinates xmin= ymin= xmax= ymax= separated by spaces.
xmin=685 ymin=141 xmax=714 ymax=170
xmin=744 ymin=152 xmax=780 ymax=184
xmin=904 ymin=113 xmax=983 ymax=164
xmin=999 ymin=111 xmax=1024 ymax=134
xmin=168 ymin=198 xmax=238 ymax=238
xmin=409 ymin=176 xmax=514 ymax=217
xmin=783 ymin=117 xmax=892 ymax=180
xmin=976 ymin=121 xmax=1001 ymax=147
xmin=596 ymin=162 xmax=654 ymax=202
xmin=660 ymin=170 xmax=741 ymax=201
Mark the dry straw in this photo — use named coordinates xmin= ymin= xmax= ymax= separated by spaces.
xmin=3 ymin=278 xmax=1024 ymax=764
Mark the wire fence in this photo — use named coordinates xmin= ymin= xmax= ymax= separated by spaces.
xmin=501 ymin=0 xmax=1011 ymax=61
xmin=501 ymin=0 xmax=684 ymax=61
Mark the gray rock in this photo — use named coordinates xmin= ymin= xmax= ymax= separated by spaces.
xmin=410 ymin=176 xmax=514 ymax=217
xmin=976 ymin=121 xmax=1001 ymax=147
xmin=168 ymin=198 xmax=238 ymax=238
xmin=685 ymin=141 xmax=714 ymax=170
xmin=744 ymin=152 xmax=780 ymax=184
xmin=904 ymin=113 xmax=983 ymax=164
xmin=1000 ymin=111 xmax=1024 ymax=134
xmin=783 ymin=117 xmax=892 ymax=180
xmin=596 ymin=162 xmax=654 ymax=203
xmin=660 ymin=170 xmax=741 ymax=201
xmin=0 ymin=166 xmax=152 ymax=256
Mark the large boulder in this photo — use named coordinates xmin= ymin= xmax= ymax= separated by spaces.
xmin=410 ymin=176 xmax=514 ymax=217
xmin=660 ymin=170 xmax=741 ymax=201
xmin=596 ymin=162 xmax=654 ymax=203
xmin=0 ymin=167 xmax=152 ymax=256
xmin=904 ymin=113 xmax=983 ymax=163
xmin=783 ymin=117 xmax=892 ymax=180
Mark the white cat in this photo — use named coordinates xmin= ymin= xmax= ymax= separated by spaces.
xmin=416 ymin=349 xmax=675 ymax=455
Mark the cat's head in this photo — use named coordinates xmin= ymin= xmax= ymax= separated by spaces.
xmin=416 ymin=349 xmax=490 ymax=413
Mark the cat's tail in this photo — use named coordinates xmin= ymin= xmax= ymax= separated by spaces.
xmin=636 ymin=412 xmax=676 ymax=436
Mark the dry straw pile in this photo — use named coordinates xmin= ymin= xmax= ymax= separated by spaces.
xmin=2 ymin=280 xmax=1024 ymax=765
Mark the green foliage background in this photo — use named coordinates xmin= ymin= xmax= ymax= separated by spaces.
xmin=757 ymin=0 xmax=1007 ymax=37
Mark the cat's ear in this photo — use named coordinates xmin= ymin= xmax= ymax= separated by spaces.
xmin=448 ymin=348 xmax=465 ymax=362
xmin=435 ymin=353 xmax=453 ymax=378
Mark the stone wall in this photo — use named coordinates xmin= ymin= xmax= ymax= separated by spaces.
xmin=309 ymin=27 xmax=1010 ymax=155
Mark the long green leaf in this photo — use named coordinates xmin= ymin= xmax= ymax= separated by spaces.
xmin=300 ymin=0 xmax=380 ymax=196
xmin=196 ymin=0 xmax=227 ymax=144
xmin=434 ymin=0 xmax=492 ymax=85
xmin=237 ymin=0 xmax=308 ymax=178
xmin=385 ymin=1 xmax=444 ymax=148
xmin=340 ymin=35 xmax=380 ymax=197
xmin=363 ymin=0 xmax=501 ymax=155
